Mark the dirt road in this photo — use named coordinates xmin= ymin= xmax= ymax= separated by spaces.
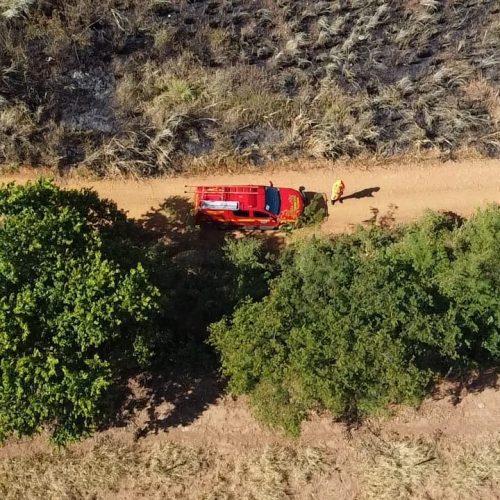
xmin=4 ymin=158 xmax=499 ymax=233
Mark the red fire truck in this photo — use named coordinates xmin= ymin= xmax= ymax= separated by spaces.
xmin=187 ymin=183 xmax=305 ymax=229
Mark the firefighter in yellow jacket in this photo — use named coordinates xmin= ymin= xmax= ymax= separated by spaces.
xmin=331 ymin=179 xmax=345 ymax=205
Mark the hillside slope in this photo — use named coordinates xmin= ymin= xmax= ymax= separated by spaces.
xmin=0 ymin=0 xmax=499 ymax=175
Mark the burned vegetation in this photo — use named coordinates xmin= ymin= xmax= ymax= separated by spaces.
xmin=0 ymin=0 xmax=499 ymax=175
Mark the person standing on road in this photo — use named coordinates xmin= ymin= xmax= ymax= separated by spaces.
xmin=331 ymin=179 xmax=345 ymax=205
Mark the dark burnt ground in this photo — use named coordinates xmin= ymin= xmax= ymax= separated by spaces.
xmin=0 ymin=0 xmax=499 ymax=175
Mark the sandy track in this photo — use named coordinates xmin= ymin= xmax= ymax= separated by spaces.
xmin=3 ymin=159 xmax=499 ymax=233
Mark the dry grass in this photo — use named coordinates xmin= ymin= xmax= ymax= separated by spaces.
xmin=153 ymin=26 xmax=177 ymax=52
xmin=463 ymin=77 xmax=500 ymax=123
xmin=1 ymin=432 xmax=499 ymax=499
xmin=0 ymin=0 xmax=499 ymax=175
xmin=0 ymin=437 xmax=327 ymax=500
xmin=359 ymin=434 xmax=500 ymax=500
xmin=0 ymin=0 xmax=34 ymax=19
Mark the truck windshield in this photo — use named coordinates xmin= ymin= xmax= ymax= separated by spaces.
xmin=265 ymin=187 xmax=280 ymax=215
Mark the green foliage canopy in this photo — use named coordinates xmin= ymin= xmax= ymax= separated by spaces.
xmin=0 ymin=179 xmax=160 ymax=444
xmin=210 ymin=207 xmax=500 ymax=435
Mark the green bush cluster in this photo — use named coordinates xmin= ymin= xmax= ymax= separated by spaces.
xmin=210 ymin=207 xmax=500 ymax=434
xmin=0 ymin=179 xmax=273 ymax=443
xmin=0 ymin=179 xmax=161 ymax=444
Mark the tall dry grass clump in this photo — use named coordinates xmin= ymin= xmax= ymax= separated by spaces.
xmin=0 ymin=0 xmax=498 ymax=175
xmin=360 ymin=434 xmax=500 ymax=499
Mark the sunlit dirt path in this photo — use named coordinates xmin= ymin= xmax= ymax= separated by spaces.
xmin=1 ymin=158 xmax=499 ymax=232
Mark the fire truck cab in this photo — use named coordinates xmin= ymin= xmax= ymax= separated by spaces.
xmin=189 ymin=183 xmax=305 ymax=229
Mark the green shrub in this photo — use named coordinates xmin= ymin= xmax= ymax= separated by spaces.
xmin=0 ymin=179 xmax=161 ymax=444
xmin=295 ymin=193 xmax=327 ymax=228
xmin=222 ymin=237 xmax=274 ymax=303
xmin=210 ymin=208 xmax=500 ymax=434
xmin=441 ymin=207 xmax=500 ymax=359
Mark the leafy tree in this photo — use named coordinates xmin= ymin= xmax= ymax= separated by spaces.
xmin=0 ymin=179 xmax=160 ymax=444
xmin=210 ymin=208 xmax=500 ymax=435
xmin=440 ymin=206 xmax=500 ymax=359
